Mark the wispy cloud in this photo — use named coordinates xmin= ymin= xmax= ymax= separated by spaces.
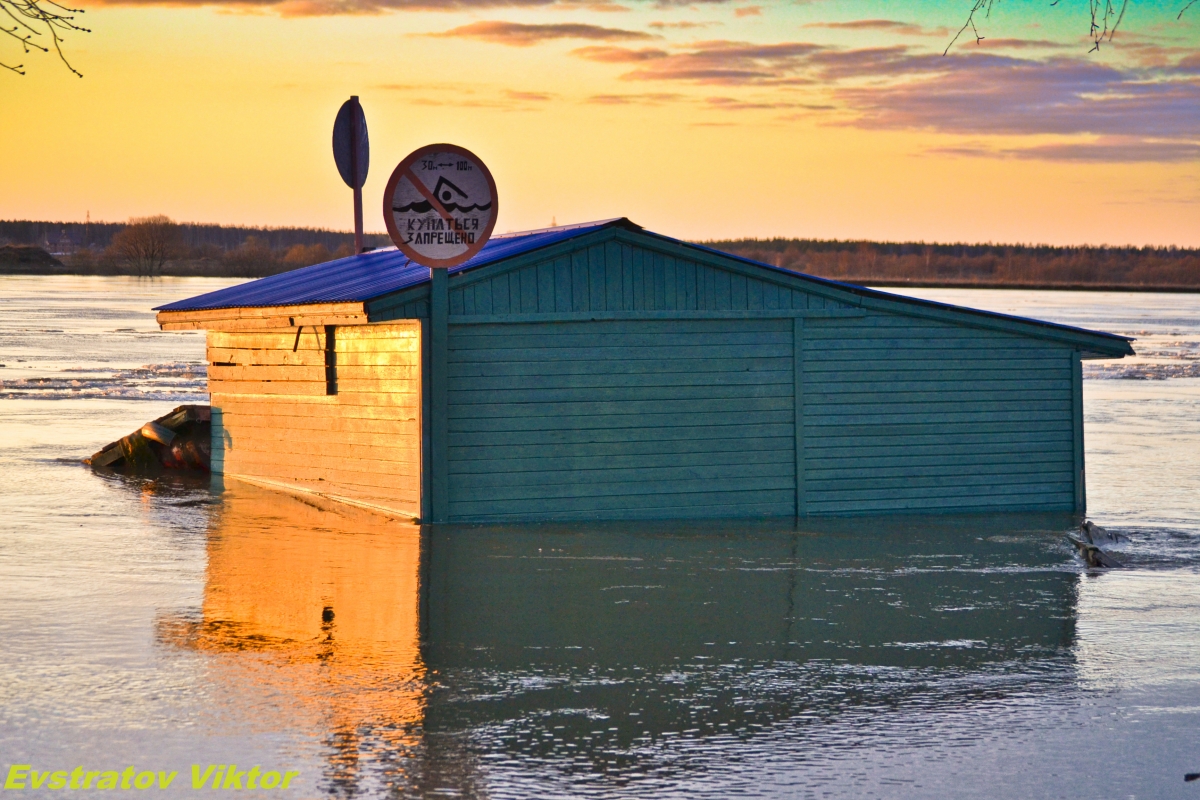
xmin=375 ymin=82 xmax=556 ymax=108
xmin=705 ymin=95 xmax=798 ymax=109
xmin=550 ymin=0 xmax=631 ymax=10
xmin=427 ymin=20 xmax=655 ymax=45
xmin=803 ymin=19 xmax=947 ymax=37
xmin=931 ymin=137 xmax=1200 ymax=163
xmin=832 ymin=54 xmax=1200 ymax=139
xmin=648 ymin=0 xmax=737 ymax=6
xmin=568 ymin=34 xmax=1200 ymax=162
xmin=504 ymin=89 xmax=557 ymax=101
xmin=571 ymin=45 xmax=670 ymax=62
xmin=965 ymin=38 xmax=1071 ymax=50
xmin=97 ymin=0 xmax=562 ymax=15
xmin=1177 ymin=52 xmax=1200 ymax=72
xmin=577 ymin=39 xmax=823 ymax=84
xmin=92 ymin=0 xmax=725 ymax=14
xmin=584 ymin=38 xmax=1199 ymax=136
xmin=584 ymin=92 xmax=685 ymax=103
xmin=378 ymin=81 xmax=479 ymax=92
xmin=648 ymin=19 xmax=720 ymax=29
xmin=775 ymin=105 xmax=837 ymax=119
xmin=733 ymin=5 xmax=760 ymax=17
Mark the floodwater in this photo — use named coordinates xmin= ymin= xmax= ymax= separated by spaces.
xmin=1 ymin=275 xmax=1199 ymax=799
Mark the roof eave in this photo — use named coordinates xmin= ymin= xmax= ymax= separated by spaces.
xmin=156 ymin=301 xmax=368 ymax=331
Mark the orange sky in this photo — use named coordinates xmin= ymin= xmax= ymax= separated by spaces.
xmin=3 ymin=0 xmax=1198 ymax=245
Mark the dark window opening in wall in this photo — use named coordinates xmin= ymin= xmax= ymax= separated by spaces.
xmin=324 ymin=325 xmax=338 ymax=395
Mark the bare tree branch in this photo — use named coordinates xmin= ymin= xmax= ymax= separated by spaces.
xmin=945 ymin=0 xmax=994 ymax=56
xmin=946 ymin=0 xmax=1191 ymax=55
xmin=1 ymin=0 xmax=89 ymax=76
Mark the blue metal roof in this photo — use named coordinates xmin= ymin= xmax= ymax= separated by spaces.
xmin=155 ymin=219 xmax=630 ymax=312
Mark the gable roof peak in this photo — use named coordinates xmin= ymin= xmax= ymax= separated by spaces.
xmin=495 ymin=218 xmax=640 ymax=239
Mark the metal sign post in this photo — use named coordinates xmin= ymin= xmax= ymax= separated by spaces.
xmin=383 ymin=143 xmax=497 ymax=522
xmin=332 ymin=96 xmax=370 ymax=254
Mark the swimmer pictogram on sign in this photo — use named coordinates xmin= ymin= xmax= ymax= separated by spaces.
xmin=383 ymin=144 xmax=498 ymax=268
xmin=394 ymin=178 xmax=493 ymax=215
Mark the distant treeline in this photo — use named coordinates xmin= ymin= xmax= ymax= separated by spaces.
xmin=707 ymin=238 xmax=1200 ymax=290
xmin=2 ymin=218 xmax=1198 ymax=288
xmin=0 ymin=219 xmax=390 ymax=254
xmin=0 ymin=218 xmax=393 ymax=277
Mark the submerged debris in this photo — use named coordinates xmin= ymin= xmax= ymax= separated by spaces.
xmin=1082 ymin=520 xmax=1130 ymax=546
xmin=1067 ymin=520 xmax=1124 ymax=569
xmin=87 ymin=405 xmax=211 ymax=473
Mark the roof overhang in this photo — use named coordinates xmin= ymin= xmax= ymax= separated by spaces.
xmin=157 ymin=301 xmax=368 ymax=331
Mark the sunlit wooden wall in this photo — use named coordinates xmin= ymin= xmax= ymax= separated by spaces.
xmin=207 ymin=322 xmax=422 ymax=518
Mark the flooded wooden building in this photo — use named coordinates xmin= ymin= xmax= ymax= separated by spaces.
xmin=156 ymin=218 xmax=1133 ymax=522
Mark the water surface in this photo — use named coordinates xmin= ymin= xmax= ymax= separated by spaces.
xmin=2 ymin=277 xmax=1198 ymax=798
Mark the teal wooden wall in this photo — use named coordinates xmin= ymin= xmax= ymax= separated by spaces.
xmin=367 ymin=238 xmax=856 ymax=321
xmin=451 ymin=241 xmax=853 ymax=314
xmin=368 ymin=228 xmax=1090 ymax=522
xmin=446 ymin=319 xmax=797 ymax=521
xmin=803 ymin=314 xmax=1076 ymax=514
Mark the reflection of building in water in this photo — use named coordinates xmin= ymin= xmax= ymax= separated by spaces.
xmin=421 ymin=515 xmax=1082 ymax=770
xmin=157 ymin=483 xmax=483 ymax=798
xmin=161 ymin=491 xmax=1082 ymax=793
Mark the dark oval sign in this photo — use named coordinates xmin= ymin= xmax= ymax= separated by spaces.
xmin=332 ymin=98 xmax=369 ymax=190
xmin=383 ymin=143 xmax=497 ymax=268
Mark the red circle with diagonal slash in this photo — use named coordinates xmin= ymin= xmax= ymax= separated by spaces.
xmin=383 ymin=143 xmax=498 ymax=268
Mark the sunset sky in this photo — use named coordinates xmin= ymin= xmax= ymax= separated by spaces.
xmin=3 ymin=0 xmax=1198 ymax=246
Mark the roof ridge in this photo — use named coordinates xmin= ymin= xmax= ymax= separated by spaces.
xmin=492 ymin=218 xmax=633 ymax=239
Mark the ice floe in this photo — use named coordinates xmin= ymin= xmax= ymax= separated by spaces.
xmin=0 ymin=362 xmax=206 ymax=401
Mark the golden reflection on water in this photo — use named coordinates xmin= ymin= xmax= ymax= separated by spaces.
xmin=157 ymin=483 xmax=445 ymax=795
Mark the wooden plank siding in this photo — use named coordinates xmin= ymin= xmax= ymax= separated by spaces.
xmin=208 ymin=322 xmax=422 ymax=518
xmin=438 ymin=311 xmax=1077 ymax=521
xmin=802 ymin=313 xmax=1077 ymax=514
xmin=444 ymin=319 xmax=797 ymax=521
xmin=367 ymin=239 xmax=856 ymax=322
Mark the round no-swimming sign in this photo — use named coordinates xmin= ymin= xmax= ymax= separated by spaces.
xmin=383 ymin=144 xmax=498 ymax=268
